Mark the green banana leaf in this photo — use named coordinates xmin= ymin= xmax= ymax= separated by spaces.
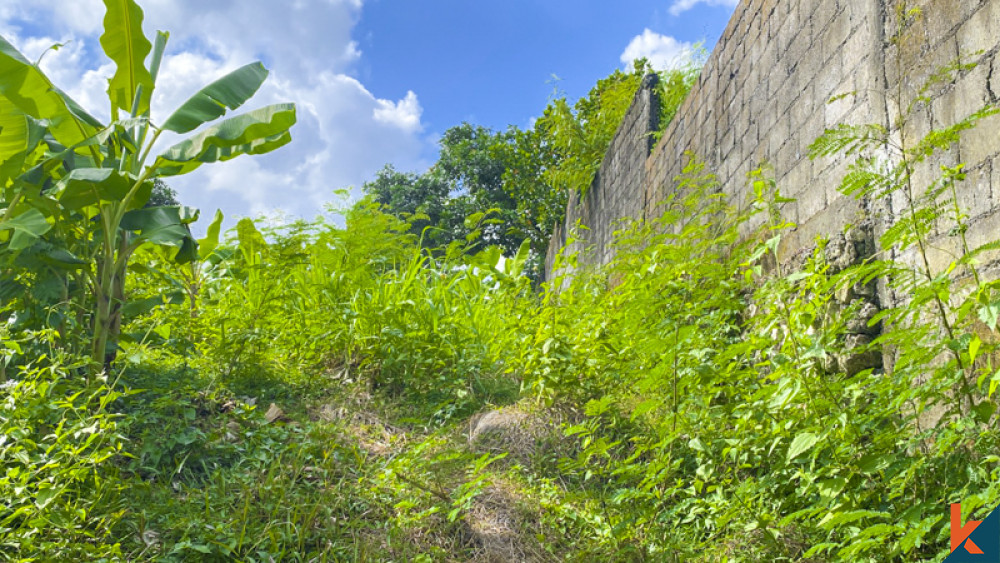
xmin=155 ymin=103 xmax=296 ymax=176
xmin=178 ymin=206 xmax=200 ymax=224
xmin=121 ymin=206 xmax=197 ymax=263
xmin=0 ymin=36 xmax=103 ymax=148
xmin=161 ymin=62 xmax=269 ymax=133
xmin=0 ymin=101 xmax=47 ymax=182
xmin=0 ymin=99 xmax=29 ymax=164
xmin=121 ymin=290 xmax=184 ymax=319
xmin=55 ymin=168 xmax=134 ymax=211
xmin=197 ymin=209 xmax=224 ymax=260
xmin=0 ymin=208 xmax=52 ymax=251
xmin=100 ymin=0 xmax=154 ymax=117
xmin=37 ymin=245 xmax=88 ymax=269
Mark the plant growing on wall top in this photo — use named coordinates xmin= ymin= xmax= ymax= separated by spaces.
xmin=0 ymin=0 xmax=296 ymax=370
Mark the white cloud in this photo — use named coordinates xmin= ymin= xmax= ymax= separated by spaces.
xmin=620 ymin=29 xmax=694 ymax=71
xmin=0 ymin=0 xmax=432 ymax=231
xmin=668 ymin=0 xmax=740 ymax=17
xmin=374 ymin=91 xmax=423 ymax=133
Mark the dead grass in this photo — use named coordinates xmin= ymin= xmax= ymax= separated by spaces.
xmin=468 ymin=402 xmax=580 ymax=467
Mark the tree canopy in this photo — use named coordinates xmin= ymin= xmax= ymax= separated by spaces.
xmin=360 ymin=59 xmax=699 ymax=280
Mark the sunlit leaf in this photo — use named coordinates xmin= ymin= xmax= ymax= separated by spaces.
xmin=100 ymin=0 xmax=154 ymax=117
xmin=0 ymin=208 xmax=51 ymax=250
xmin=787 ymin=432 xmax=819 ymax=461
xmin=161 ymin=62 xmax=268 ymax=133
xmin=155 ymin=103 xmax=296 ymax=176
xmin=0 ymin=35 xmax=103 ymax=148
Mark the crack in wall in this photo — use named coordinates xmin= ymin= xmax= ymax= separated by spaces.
xmin=987 ymin=55 xmax=998 ymax=104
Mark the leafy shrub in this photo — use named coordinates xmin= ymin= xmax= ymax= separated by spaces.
xmin=0 ymin=355 xmax=127 ymax=560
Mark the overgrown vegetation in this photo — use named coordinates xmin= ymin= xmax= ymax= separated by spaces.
xmin=1 ymin=0 xmax=998 ymax=561
xmin=361 ymin=59 xmax=699 ymax=280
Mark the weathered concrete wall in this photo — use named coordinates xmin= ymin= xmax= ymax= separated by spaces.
xmin=544 ymin=75 xmax=660 ymax=277
xmin=882 ymin=0 xmax=1000 ymax=303
xmin=545 ymin=0 xmax=1000 ymax=289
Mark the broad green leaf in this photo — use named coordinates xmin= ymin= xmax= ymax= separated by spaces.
xmin=236 ymin=217 xmax=266 ymax=252
xmin=464 ymin=211 xmax=485 ymax=230
xmin=178 ymin=206 xmax=200 ymax=224
xmin=100 ymin=0 xmax=153 ymax=117
xmin=817 ymin=477 xmax=847 ymax=498
xmin=472 ymin=246 xmax=503 ymax=270
xmin=979 ymin=301 xmax=1000 ymax=331
xmin=34 ymin=485 xmax=58 ymax=509
xmin=55 ymin=168 xmax=134 ymax=210
xmin=970 ymin=335 xmax=982 ymax=363
xmin=0 ymin=208 xmax=51 ymax=250
xmin=38 ymin=246 xmax=87 ymax=269
xmin=787 ymin=432 xmax=819 ymax=461
xmin=0 ymin=35 xmax=103 ymax=148
xmin=198 ymin=209 xmax=224 ymax=260
xmin=0 ymin=99 xmax=28 ymax=163
xmin=122 ymin=206 xmax=199 ymax=264
xmin=506 ymin=238 xmax=531 ymax=277
xmin=973 ymin=401 xmax=996 ymax=424
xmin=155 ymin=103 xmax=296 ymax=176
xmin=121 ymin=293 xmax=172 ymax=318
xmin=0 ymin=101 xmax=47 ymax=182
xmin=121 ymin=206 xmax=189 ymax=245
xmin=161 ymin=62 xmax=269 ymax=133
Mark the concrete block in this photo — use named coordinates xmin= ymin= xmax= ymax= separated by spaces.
xmin=841 ymin=29 xmax=870 ymax=80
xmin=822 ymin=7 xmax=854 ymax=51
xmin=811 ymin=0 xmax=838 ymax=32
xmin=825 ymin=84 xmax=856 ymax=126
xmin=920 ymin=0 xmax=968 ymax=47
xmin=782 ymin=159 xmax=814 ymax=198
xmin=775 ymin=134 xmax=803 ymax=176
xmin=957 ymin=1 xmax=1000 ymax=57
xmin=778 ymin=8 xmax=799 ymax=52
xmin=953 ymin=163 xmax=992 ymax=220
xmin=930 ymin=64 xmax=989 ymax=128
xmin=815 ymin=50 xmax=845 ymax=100
xmin=959 ymin=111 xmax=1000 ymax=166
xmin=801 ymin=109 xmax=827 ymax=151
xmin=966 ymin=208 xmax=1000 ymax=252
xmin=796 ymin=179 xmax=829 ymax=223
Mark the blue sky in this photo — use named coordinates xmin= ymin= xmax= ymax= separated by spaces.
xmin=354 ymin=0 xmax=735 ymax=132
xmin=0 ymin=0 xmax=737 ymax=227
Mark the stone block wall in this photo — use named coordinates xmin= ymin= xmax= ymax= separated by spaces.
xmin=545 ymin=0 xmax=1000 ymax=294
xmin=544 ymin=75 xmax=660 ymax=277
xmin=881 ymin=0 xmax=1000 ymax=303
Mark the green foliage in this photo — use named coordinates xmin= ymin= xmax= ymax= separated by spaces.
xmin=361 ymin=122 xmax=564 ymax=280
xmin=539 ymin=58 xmax=699 ymax=198
xmin=4 ymin=1 xmax=1000 ymax=561
xmin=363 ymin=59 xmax=698 ymax=281
xmin=0 ymin=354 xmax=127 ymax=560
xmin=0 ymin=0 xmax=295 ymax=371
xmin=503 ymin=153 xmax=1000 ymax=560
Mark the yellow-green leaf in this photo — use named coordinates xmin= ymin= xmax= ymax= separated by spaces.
xmin=787 ymin=432 xmax=819 ymax=461
xmin=0 ymin=36 xmax=103 ymax=148
xmin=100 ymin=0 xmax=154 ymax=116
xmin=155 ymin=103 xmax=296 ymax=176
xmin=161 ymin=62 xmax=269 ymax=133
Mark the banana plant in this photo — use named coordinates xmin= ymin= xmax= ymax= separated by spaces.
xmin=0 ymin=0 xmax=296 ymax=370
xmin=131 ymin=208 xmax=229 ymax=320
